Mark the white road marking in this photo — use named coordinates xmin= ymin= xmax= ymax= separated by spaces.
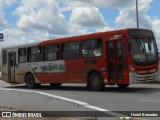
xmin=55 ymin=93 xmax=78 ymax=97
xmin=0 ymin=88 xmax=133 ymax=118
xmin=85 ymin=105 xmax=108 ymax=111
xmin=139 ymin=99 xmax=160 ymax=103
xmin=0 ymin=88 xmax=109 ymax=111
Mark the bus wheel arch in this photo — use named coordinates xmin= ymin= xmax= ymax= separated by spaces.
xmin=87 ymin=70 xmax=104 ymax=91
xmin=25 ymin=72 xmax=37 ymax=89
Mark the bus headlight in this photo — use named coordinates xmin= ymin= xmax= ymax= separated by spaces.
xmin=130 ymin=66 xmax=135 ymax=73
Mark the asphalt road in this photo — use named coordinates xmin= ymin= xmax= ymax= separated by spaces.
xmin=1 ymin=81 xmax=160 ymax=120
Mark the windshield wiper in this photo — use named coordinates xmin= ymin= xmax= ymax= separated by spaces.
xmin=135 ymin=39 xmax=146 ymax=55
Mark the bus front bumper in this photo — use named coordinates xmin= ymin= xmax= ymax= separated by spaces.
xmin=129 ymin=72 xmax=159 ymax=84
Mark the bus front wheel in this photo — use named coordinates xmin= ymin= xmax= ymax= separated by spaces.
xmin=88 ymin=72 xmax=104 ymax=91
xmin=50 ymin=83 xmax=62 ymax=88
xmin=117 ymin=84 xmax=129 ymax=89
xmin=25 ymin=74 xmax=36 ymax=89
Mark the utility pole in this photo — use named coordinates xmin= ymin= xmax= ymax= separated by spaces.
xmin=136 ymin=0 xmax=139 ymax=28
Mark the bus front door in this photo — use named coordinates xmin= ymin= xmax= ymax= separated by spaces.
xmin=8 ymin=52 xmax=16 ymax=83
xmin=107 ymin=40 xmax=124 ymax=83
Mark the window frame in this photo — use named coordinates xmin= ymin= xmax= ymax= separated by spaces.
xmin=62 ymin=41 xmax=80 ymax=60
xmin=44 ymin=44 xmax=60 ymax=61
xmin=81 ymin=38 xmax=103 ymax=58
xmin=27 ymin=46 xmax=43 ymax=62
xmin=18 ymin=48 xmax=27 ymax=63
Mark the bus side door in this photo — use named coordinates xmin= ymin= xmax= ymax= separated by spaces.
xmin=8 ymin=52 xmax=16 ymax=83
xmin=106 ymin=40 xmax=124 ymax=83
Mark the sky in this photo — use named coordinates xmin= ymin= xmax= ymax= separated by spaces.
xmin=0 ymin=0 xmax=160 ymax=50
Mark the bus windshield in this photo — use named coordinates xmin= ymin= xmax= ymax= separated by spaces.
xmin=129 ymin=38 xmax=158 ymax=65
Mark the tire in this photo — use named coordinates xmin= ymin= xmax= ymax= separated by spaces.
xmin=117 ymin=84 xmax=129 ymax=89
xmin=88 ymin=72 xmax=104 ymax=91
xmin=25 ymin=74 xmax=36 ymax=89
xmin=50 ymin=83 xmax=62 ymax=88
xmin=87 ymin=83 xmax=90 ymax=90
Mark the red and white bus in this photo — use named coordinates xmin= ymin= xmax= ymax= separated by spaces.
xmin=1 ymin=28 xmax=159 ymax=91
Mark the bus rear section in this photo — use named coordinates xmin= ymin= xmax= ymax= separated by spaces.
xmin=1 ymin=49 xmax=17 ymax=84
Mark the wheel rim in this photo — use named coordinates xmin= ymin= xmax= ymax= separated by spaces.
xmin=29 ymin=78 xmax=33 ymax=85
xmin=26 ymin=75 xmax=35 ymax=87
xmin=28 ymin=76 xmax=33 ymax=85
xmin=92 ymin=77 xmax=100 ymax=87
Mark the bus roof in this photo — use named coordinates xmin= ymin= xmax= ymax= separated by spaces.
xmin=2 ymin=28 xmax=151 ymax=50
xmin=39 ymin=28 xmax=150 ymax=46
xmin=2 ymin=41 xmax=41 ymax=50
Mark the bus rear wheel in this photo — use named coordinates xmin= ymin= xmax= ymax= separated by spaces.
xmin=117 ymin=84 xmax=129 ymax=89
xmin=88 ymin=72 xmax=104 ymax=91
xmin=50 ymin=83 xmax=62 ymax=88
xmin=25 ymin=74 xmax=36 ymax=89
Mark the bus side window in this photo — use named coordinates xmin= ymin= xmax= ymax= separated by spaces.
xmin=18 ymin=48 xmax=26 ymax=63
xmin=27 ymin=48 xmax=31 ymax=62
xmin=62 ymin=41 xmax=80 ymax=60
xmin=44 ymin=44 xmax=59 ymax=61
xmin=2 ymin=50 xmax=7 ymax=65
xmin=82 ymin=38 xmax=102 ymax=58
xmin=28 ymin=46 xmax=43 ymax=62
